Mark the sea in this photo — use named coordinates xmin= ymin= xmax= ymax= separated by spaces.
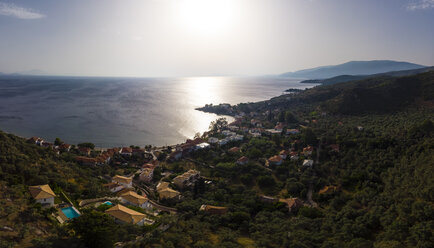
xmin=0 ymin=75 xmax=316 ymax=147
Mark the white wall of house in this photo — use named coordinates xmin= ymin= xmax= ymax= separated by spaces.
xmin=36 ymin=197 xmax=54 ymax=206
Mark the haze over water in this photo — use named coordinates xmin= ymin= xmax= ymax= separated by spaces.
xmin=0 ymin=76 xmax=315 ymax=147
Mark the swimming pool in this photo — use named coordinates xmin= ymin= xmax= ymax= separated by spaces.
xmin=103 ymin=201 xmax=113 ymax=206
xmin=61 ymin=207 xmax=81 ymax=219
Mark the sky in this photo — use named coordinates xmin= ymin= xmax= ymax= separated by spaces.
xmin=0 ymin=0 xmax=433 ymax=77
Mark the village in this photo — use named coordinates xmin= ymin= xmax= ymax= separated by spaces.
xmin=24 ymin=103 xmax=354 ymax=239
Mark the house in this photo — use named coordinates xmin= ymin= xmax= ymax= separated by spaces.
xmin=286 ymin=129 xmax=300 ymax=135
xmin=28 ymin=137 xmax=44 ymax=146
xmin=172 ymin=170 xmax=200 ymax=189
xmin=156 ymin=182 xmax=181 ymax=200
xmin=103 ymin=182 xmax=124 ymax=193
xmin=112 ymin=175 xmax=133 ymax=188
xmin=267 ymin=155 xmax=283 ymax=166
xmin=279 ymin=150 xmax=290 ymax=160
xmin=120 ymin=191 xmax=152 ymax=210
xmin=199 ymin=205 xmax=228 ymax=215
xmin=329 ymin=144 xmax=340 ymax=153
xmin=195 ymin=142 xmax=210 ymax=150
xmin=78 ymin=147 xmax=91 ymax=156
xmin=120 ymin=147 xmax=133 ymax=156
xmin=290 ymin=151 xmax=299 ymax=160
xmin=259 ymin=195 xmax=278 ymax=204
xmin=75 ymin=156 xmax=97 ymax=166
xmin=208 ymin=137 xmax=219 ymax=144
xmin=279 ymin=198 xmax=304 ymax=213
xmin=139 ymin=168 xmax=154 ymax=183
xmin=274 ymin=122 xmax=284 ymax=132
xmin=105 ymin=204 xmax=151 ymax=225
xmin=303 ymin=146 xmax=314 ymax=156
xmin=302 ymin=159 xmax=314 ymax=167
xmin=218 ymin=139 xmax=228 ymax=146
xmin=265 ymin=129 xmax=282 ymax=135
xmin=29 ymin=185 xmax=56 ymax=207
xmin=222 ymin=130 xmax=236 ymax=136
xmin=228 ymin=147 xmax=240 ymax=153
xmin=237 ymin=156 xmax=249 ymax=165
xmin=59 ymin=143 xmax=71 ymax=152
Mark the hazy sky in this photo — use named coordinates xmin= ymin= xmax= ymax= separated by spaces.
xmin=0 ymin=0 xmax=433 ymax=77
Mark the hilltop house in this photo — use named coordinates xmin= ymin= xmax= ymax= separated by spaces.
xmin=112 ymin=175 xmax=133 ymax=188
xmin=172 ymin=170 xmax=200 ymax=189
xmin=290 ymin=151 xmax=299 ymax=160
xmin=120 ymin=191 xmax=152 ymax=210
xmin=267 ymin=155 xmax=283 ymax=166
xmin=237 ymin=156 xmax=249 ymax=165
xmin=29 ymin=185 xmax=56 ymax=207
xmin=78 ymin=147 xmax=91 ymax=156
xmin=105 ymin=204 xmax=153 ymax=226
xmin=156 ymin=182 xmax=181 ymax=200
xmin=228 ymin=147 xmax=240 ymax=153
xmin=279 ymin=150 xmax=290 ymax=159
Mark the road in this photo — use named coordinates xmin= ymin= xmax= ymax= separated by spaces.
xmin=306 ymin=141 xmax=320 ymax=207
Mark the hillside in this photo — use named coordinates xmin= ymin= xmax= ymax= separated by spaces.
xmin=281 ymin=60 xmax=426 ymax=79
xmin=300 ymin=66 xmax=434 ymax=86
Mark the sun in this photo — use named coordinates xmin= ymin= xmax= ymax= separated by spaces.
xmin=173 ymin=0 xmax=236 ymax=36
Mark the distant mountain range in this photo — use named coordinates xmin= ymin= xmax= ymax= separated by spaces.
xmin=0 ymin=69 xmax=47 ymax=76
xmin=300 ymin=66 xmax=434 ymax=85
xmin=281 ymin=60 xmax=426 ymax=79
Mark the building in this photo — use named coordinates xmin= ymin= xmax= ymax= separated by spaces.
xmin=172 ymin=170 xmax=200 ymax=189
xmin=228 ymin=147 xmax=240 ymax=153
xmin=286 ymin=129 xmax=300 ymax=135
xmin=75 ymin=156 xmax=97 ymax=166
xmin=78 ymin=147 xmax=91 ymax=156
xmin=105 ymin=204 xmax=152 ymax=225
xmin=139 ymin=168 xmax=154 ymax=183
xmin=237 ymin=156 xmax=249 ymax=165
xmin=267 ymin=155 xmax=283 ymax=166
xmin=279 ymin=150 xmax=290 ymax=160
xmin=58 ymin=143 xmax=71 ymax=152
xmin=199 ymin=205 xmax=228 ymax=215
xmin=120 ymin=191 xmax=152 ymax=210
xmin=29 ymin=185 xmax=56 ymax=206
xmin=290 ymin=151 xmax=299 ymax=160
xmin=195 ymin=142 xmax=210 ymax=150
xmin=302 ymin=159 xmax=314 ymax=167
xmin=274 ymin=122 xmax=284 ymax=132
xmin=156 ymin=182 xmax=181 ymax=200
xmin=120 ymin=147 xmax=133 ymax=156
xmin=303 ymin=146 xmax=314 ymax=156
xmin=112 ymin=175 xmax=133 ymax=188
xmin=208 ymin=137 xmax=219 ymax=144
xmin=103 ymin=182 xmax=124 ymax=193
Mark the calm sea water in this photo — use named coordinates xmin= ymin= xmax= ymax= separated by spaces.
xmin=0 ymin=75 xmax=316 ymax=147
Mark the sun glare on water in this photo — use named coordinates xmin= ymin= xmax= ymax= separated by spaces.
xmin=173 ymin=0 xmax=237 ymax=36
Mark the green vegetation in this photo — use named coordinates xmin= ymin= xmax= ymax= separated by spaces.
xmin=0 ymin=71 xmax=433 ymax=247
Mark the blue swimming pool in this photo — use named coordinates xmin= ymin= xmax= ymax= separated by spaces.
xmin=103 ymin=201 xmax=113 ymax=206
xmin=61 ymin=207 xmax=81 ymax=219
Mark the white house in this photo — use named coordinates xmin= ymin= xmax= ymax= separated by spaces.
xmin=103 ymin=182 xmax=124 ymax=193
xmin=302 ymin=159 xmax=314 ymax=167
xmin=29 ymin=185 xmax=56 ymax=207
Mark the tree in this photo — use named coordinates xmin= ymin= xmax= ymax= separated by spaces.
xmin=70 ymin=210 xmax=118 ymax=248
xmin=209 ymin=117 xmax=228 ymax=132
xmin=285 ymin=111 xmax=297 ymax=123
xmin=77 ymin=142 xmax=95 ymax=149
xmin=302 ymin=128 xmax=317 ymax=146
xmin=54 ymin=138 xmax=64 ymax=146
